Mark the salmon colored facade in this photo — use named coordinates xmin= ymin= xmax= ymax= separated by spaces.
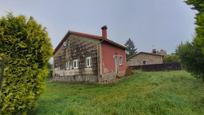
xmin=101 ymin=43 xmax=126 ymax=76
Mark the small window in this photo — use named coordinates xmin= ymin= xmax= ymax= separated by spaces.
xmin=143 ymin=61 xmax=146 ymax=65
xmin=73 ymin=59 xmax=79 ymax=69
xmin=86 ymin=57 xmax=91 ymax=67
xmin=119 ymin=56 xmax=123 ymax=65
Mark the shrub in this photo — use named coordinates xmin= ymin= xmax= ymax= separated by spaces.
xmin=0 ymin=14 xmax=53 ymax=114
xmin=163 ymin=53 xmax=180 ymax=63
xmin=181 ymin=0 xmax=204 ymax=81
xmin=125 ymin=67 xmax=134 ymax=76
xmin=176 ymin=42 xmax=204 ymax=80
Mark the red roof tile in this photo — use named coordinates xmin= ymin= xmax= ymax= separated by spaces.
xmin=54 ymin=30 xmax=126 ymax=54
xmin=127 ymin=52 xmax=164 ymax=60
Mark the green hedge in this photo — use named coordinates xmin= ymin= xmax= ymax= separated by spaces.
xmin=0 ymin=14 xmax=53 ymax=114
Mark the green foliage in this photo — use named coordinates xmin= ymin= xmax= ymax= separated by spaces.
xmin=163 ymin=53 xmax=180 ymax=63
xmin=177 ymin=0 xmax=204 ymax=80
xmin=30 ymin=71 xmax=204 ymax=115
xmin=0 ymin=14 xmax=53 ymax=114
xmin=124 ymin=38 xmax=137 ymax=58
xmin=176 ymin=42 xmax=204 ymax=79
xmin=0 ymin=54 xmax=6 ymax=90
xmin=185 ymin=0 xmax=204 ymax=11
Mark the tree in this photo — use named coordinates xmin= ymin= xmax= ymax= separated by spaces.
xmin=176 ymin=0 xmax=204 ymax=81
xmin=176 ymin=42 xmax=204 ymax=81
xmin=163 ymin=53 xmax=180 ymax=63
xmin=0 ymin=14 xmax=53 ymax=114
xmin=0 ymin=54 xmax=7 ymax=89
xmin=124 ymin=38 xmax=137 ymax=58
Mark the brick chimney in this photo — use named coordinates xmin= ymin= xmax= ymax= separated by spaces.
xmin=152 ymin=49 xmax=157 ymax=54
xmin=101 ymin=25 xmax=107 ymax=39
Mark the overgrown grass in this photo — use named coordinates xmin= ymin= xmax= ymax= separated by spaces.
xmin=31 ymin=71 xmax=204 ymax=115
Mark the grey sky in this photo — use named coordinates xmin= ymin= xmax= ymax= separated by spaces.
xmin=0 ymin=0 xmax=196 ymax=53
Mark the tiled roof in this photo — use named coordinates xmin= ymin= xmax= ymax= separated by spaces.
xmin=127 ymin=52 xmax=164 ymax=60
xmin=54 ymin=30 xmax=126 ymax=54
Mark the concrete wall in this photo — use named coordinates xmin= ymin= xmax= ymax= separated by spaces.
xmin=127 ymin=53 xmax=163 ymax=66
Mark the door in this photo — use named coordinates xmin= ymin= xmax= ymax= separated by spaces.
xmin=114 ymin=56 xmax=119 ymax=75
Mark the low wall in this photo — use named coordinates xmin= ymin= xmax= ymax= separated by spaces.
xmin=99 ymin=72 xmax=117 ymax=84
xmin=53 ymin=69 xmax=126 ymax=84
xmin=129 ymin=62 xmax=181 ymax=71
xmin=99 ymin=71 xmax=126 ymax=84
xmin=53 ymin=69 xmax=97 ymax=83
xmin=53 ymin=74 xmax=97 ymax=83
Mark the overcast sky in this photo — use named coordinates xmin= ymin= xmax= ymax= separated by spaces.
xmin=0 ymin=0 xmax=196 ymax=53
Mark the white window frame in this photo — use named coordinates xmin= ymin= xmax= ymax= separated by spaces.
xmin=85 ymin=57 xmax=92 ymax=68
xmin=73 ymin=59 xmax=79 ymax=69
xmin=119 ymin=56 xmax=123 ymax=65
xmin=113 ymin=55 xmax=123 ymax=66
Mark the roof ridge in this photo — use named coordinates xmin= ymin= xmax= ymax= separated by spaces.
xmin=69 ymin=30 xmax=102 ymax=38
xmin=54 ymin=30 xmax=126 ymax=54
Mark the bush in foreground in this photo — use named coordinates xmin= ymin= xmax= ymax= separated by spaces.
xmin=0 ymin=14 xmax=53 ymax=114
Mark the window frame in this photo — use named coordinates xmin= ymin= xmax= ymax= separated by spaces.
xmin=143 ymin=60 xmax=146 ymax=65
xmin=119 ymin=56 xmax=123 ymax=65
xmin=85 ymin=57 xmax=92 ymax=68
xmin=73 ymin=59 xmax=79 ymax=69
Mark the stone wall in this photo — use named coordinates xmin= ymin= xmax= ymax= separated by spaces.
xmin=53 ymin=74 xmax=97 ymax=83
xmin=53 ymin=34 xmax=126 ymax=84
xmin=98 ymin=70 xmax=126 ymax=84
xmin=127 ymin=53 xmax=163 ymax=66
xmin=53 ymin=35 xmax=100 ymax=83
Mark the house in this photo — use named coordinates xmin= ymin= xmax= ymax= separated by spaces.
xmin=53 ymin=26 xmax=126 ymax=83
xmin=127 ymin=52 xmax=164 ymax=66
xmin=152 ymin=49 xmax=167 ymax=55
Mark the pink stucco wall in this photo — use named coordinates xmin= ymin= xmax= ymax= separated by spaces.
xmin=101 ymin=43 xmax=126 ymax=75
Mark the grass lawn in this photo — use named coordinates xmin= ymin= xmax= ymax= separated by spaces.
xmin=31 ymin=71 xmax=204 ymax=115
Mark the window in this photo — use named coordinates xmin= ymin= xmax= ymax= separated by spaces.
xmin=119 ymin=56 xmax=123 ymax=65
xmin=73 ymin=59 xmax=79 ymax=69
xmin=143 ymin=61 xmax=146 ymax=65
xmin=86 ymin=57 xmax=91 ymax=67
